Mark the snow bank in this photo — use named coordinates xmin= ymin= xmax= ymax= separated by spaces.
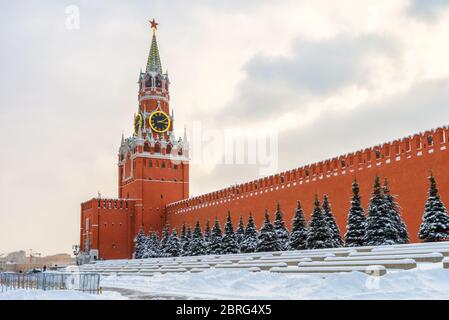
xmin=100 ymin=267 xmax=449 ymax=299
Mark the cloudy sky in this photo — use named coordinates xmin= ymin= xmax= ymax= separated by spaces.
xmin=1 ymin=0 xmax=449 ymax=255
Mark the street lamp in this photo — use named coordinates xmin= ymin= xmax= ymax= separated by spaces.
xmin=72 ymin=245 xmax=80 ymax=257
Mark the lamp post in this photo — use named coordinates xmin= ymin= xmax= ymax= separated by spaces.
xmin=72 ymin=245 xmax=80 ymax=265
xmin=72 ymin=245 xmax=80 ymax=256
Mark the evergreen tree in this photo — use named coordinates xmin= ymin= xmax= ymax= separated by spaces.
xmin=344 ymin=180 xmax=367 ymax=247
xmin=364 ymin=176 xmax=398 ymax=246
xmin=273 ymin=202 xmax=290 ymax=251
xmin=306 ymin=195 xmax=334 ymax=249
xmin=180 ymin=223 xmax=188 ymax=256
xmin=383 ymin=178 xmax=409 ymax=244
xmin=235 ymin=216 xmax=245 ymax=247
xmin=209 ymin=217 xmax=223 ymax=255
xmin=418 ymin=175 xmax=449 ymax=242
xmin=240 ymin=213 xmax=258 ymax=253
xmin=289 ymin=201 xmax=308 ymax=250
xmin=187 ymin=220 xmax=206 ymax=256
xmin=144 ymin=232 xmax=161 ymax=258
xmin=153 ymin=233 xmax=162 ymax=257
xmin=133 ymin=228 xmax=146 ymax=259
xmin=221 ymin=211 xmax=239 ymax=254
xmin=165 ymin=228 xmax=181 ymax=257
xmin=182 ymin=225 xmax=193 ymax=255
xmin=322 ymin=195 xmax=342 ymax=247
xmin=256 ymin=209 xmax=280 ymax=252
xmin=160 ymin=223 xmax=170 ymax=255
xmin=203 ymin=220 xmax=212 ymax=255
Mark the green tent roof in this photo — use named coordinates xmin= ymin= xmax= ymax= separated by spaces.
xmin=146 ymin=31 xmax=162 ymax=74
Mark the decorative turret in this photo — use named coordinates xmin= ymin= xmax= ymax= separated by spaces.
xmin=136 ymin=125 xmax=144 ymax=146
xmin=183 ymin=127 xmax=189 ymax=149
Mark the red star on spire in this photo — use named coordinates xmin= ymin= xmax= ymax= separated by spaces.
xmin=149 ymin=18 xmax=158 ymax=31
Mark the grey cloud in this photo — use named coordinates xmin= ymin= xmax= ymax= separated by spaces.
xmin=407 ymin=0 xmax=449 ymax=19
xmin=207 ymin=34 xmax=400 ymax=126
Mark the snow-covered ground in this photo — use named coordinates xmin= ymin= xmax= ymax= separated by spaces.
xmin=3 ymin=265 xmax=448 ymax=299
xmin=100 ymin=263 xmax=449 ymax=299
xmin=0 ymin=289 xmax=126 ymax=300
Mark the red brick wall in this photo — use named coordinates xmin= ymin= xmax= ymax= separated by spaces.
xmin=80 ymin=199 xmax=136 ymax=259
xmin=166 ymin=127 xmax=449 ymax=243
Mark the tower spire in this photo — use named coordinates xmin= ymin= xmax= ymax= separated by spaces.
xmin=146 ymin=19 xmax=162 ymax=74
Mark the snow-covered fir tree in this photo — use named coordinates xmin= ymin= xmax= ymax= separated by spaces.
xmin=322 ymin=195 xmax=342 ymax=247
xmin=240 ymin=213 xmax=258 ymax=253
xmin=209 ymin=217 xmax=223 ymax=255
xmin=144 ymin=232 xmax=161 ymax=258
xmin=221 ymin=211 xmax=239 ymax=254
xmin=182 ymin=225 xmax=192 ymax=256
xmin=256 ymin=209 xmax=280 ymax=252
xmin=187 ymin=220 xmax=206 ymax=256
xmin=364 ymin=176 xmax=398 ymax=246
xmin=203 ymin=220 xmax=212 ymax=255
xmin=165 ymin=228 xmax=181 ymax=257
xmin=344 ymin=179 xmax=366 ymax=247
xmin=383 ymin=178 xmax=409 ymax=244
xmin=273 ymin=202 xmax=290 ymax=251
xmin=418 ymin=175 xmax=449 ymax=242
xmin=133 ymin=228 xmax=146 ymax=259
xmin=235 ymin=216 xmax=245 ymax=247
xmin=160 ymin=223 xmax=170 ymax=255
xmin=180 ymin=223 xmax=188 ymax=256
xmin=306 ymin=195 xmax=334 ymax=249
xmin=289 ymin=201 xmax=308 ymax=250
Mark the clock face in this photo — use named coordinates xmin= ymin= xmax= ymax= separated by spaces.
xmin=149 ymin=110 xmax=170 ymax=133
xmin=134 ymin=113 xmax=143 ymax=135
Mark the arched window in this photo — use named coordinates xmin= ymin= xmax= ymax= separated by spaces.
xmin=145 ymin=76 xmax=152 ymax=88
xmin=155 ymin=76 xmax=162 ymax=88
xmin=144 ymin=142 xmax=151 ymax=152
xmin=166 ymin=144 xmax=172 ymax=155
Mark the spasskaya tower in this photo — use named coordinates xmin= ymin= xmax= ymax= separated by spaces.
xmin=80 ymin=19 xmax=189 ymax=260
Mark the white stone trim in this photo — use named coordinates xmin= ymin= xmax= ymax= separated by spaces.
xmin=139 ymin=94 xmax=169 ymax=103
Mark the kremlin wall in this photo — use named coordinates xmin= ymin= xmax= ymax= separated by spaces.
xmin=79 ymin=21 xmax=449 ymax=260
xmin=166 ymin=126 xmax=449 ymax=245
